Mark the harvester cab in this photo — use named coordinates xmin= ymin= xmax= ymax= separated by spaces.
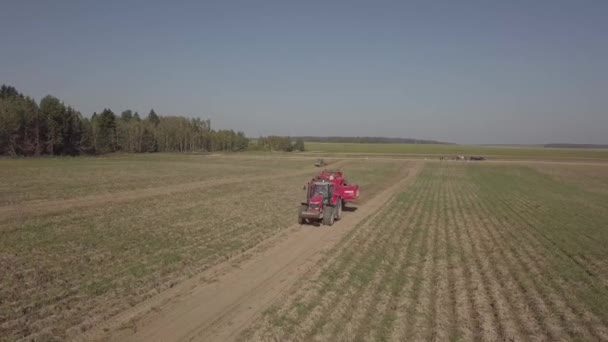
xmin=309 ymin=180 xmax=332 ymax=203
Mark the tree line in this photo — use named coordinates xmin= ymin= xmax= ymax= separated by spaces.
xmin=249 ymin=136 xmax=305 ymax=152
xmin=295 ymin=136 xmax=452 ymax=145
xmin=0 ymin=84 xmax=270 ymax=156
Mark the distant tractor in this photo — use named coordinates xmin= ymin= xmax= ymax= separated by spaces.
xmin=314 ymin=159 xmax=327 ymax=167
xmin=298 ymin=170 xmax=359 ymax=226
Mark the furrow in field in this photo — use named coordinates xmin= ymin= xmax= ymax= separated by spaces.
xmin=293 ymin=204 xmax=402 ymax=337
xmin=451 ymin=168 xmax=508 ymax=341
xmin=407 ymin=168 xmax=442 ymax=341
xmin=252 ymin=208 xmax=385 ymax=338
xmin=324 ymin=198 xmax=416 ymax=341
xmin=300 ymin=200 xmax=409 ymax=340
xmin=344 ymin=174 xmax=432 ymax=341
xmin=442 ymin=167 xmax=460 ymax=340
xmin=425 ymin=168 xmax=448 ymax=342
xmin=444 ymin=168 xmax=488 ymax=341
xmin=442 ymin=170 xmax=475 ymax=341
xmin=388 ymin=168 xmax=438 ymax=341
xmin=241 ymin=206 xmax=388 ymax=341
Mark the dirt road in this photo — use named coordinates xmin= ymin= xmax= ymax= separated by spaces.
xmin=77 ymin=161 xmax=422 ymax=342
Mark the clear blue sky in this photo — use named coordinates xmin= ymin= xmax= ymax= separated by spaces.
xmin=1 ymin=0 xmax=607 ymax=144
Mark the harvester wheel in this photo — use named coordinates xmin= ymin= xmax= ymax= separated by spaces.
xmin=323 ymin=207 xmax=335 ymax=226
xmin=298 ymin=205 xmax=307 ymax=225
xmin=335 ymin=199 xmax=343 ymax=220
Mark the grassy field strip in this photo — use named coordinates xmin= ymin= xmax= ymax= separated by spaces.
xmin=316 ymin=180 xmax=428 ymax=341
xmin=467 ymin=181 xmax=594 ymax=340
xmin=474 ymin=185 xmax=608 ymax=336
xmin=451 ymin=168 xmax=552 ymax=340
xmin=476 ymin=167 xmax=608 ymax=288
xmin=0 ymin=160 xmax=351 ymax=223
xmin=504 ymin=190 xmax=608 ymax=282
xmin=386 ymin=168 xmax=438 ymax=341
xmin=529 ymin=163 xmax=608 ymax=195
xmin=0 ymin=156 xmax=317 ymax=205
xmin=443 ymin=168 xmax=476 ymax=341
xmin=456 ymin=169 xmax=526 ymax=340
xmin=304 ymin=142 xmax=608 ymax=160
xmin=468 ymin=164 xmax=608 ymax=339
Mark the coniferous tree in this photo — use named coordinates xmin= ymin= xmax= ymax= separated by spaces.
xmin=94 ymin=109 xmax=117 ymax=153
xmin=147 ymin=109 xmax=160 ymax=126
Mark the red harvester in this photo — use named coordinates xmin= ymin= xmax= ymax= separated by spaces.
xmin=298 ymin=169 xmax=360 ymax=226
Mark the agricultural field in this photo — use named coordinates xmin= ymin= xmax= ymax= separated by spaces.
xmin=0 ymin=154 xmax=405 ymax=341
xmin=304 ymin=142 xmax=608 ymax=160
xmin=2 ymin=153 xmax=608 ymax=341
xmin=244 ymin=161 xmax=608 ymax=341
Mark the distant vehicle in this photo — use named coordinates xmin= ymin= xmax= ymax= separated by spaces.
xmin=298 ymin=170 xmax=359 ymax=226
xmin=469 ymin=156 xmax=486 ymax=161
xmin=314 ymin=159 xmax=327 ymax=167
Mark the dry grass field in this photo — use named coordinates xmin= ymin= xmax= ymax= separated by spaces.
xmin=1 ymin=153 xmax=607 ymax=341
xmin=0 ymin=154 xmax=404 ymax=341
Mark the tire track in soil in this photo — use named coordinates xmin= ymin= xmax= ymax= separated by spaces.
xmin=476 ymin=181 xmax=608 ymax=340
xmin=76 ymin=162 xmax=422 ymax=342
